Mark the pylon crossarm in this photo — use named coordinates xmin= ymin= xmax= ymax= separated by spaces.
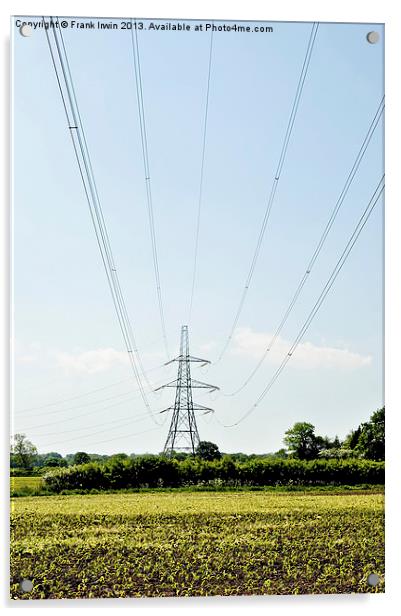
xmin=188 ymin=355 xmax=211 ymax=365
xmin=191 ymin=379 xmax=220 ymax=391
xmin=164 ymin=355 xmax=211 ymax=366
xmin=192 ymin=403 xmax=215 ymax=412
xmin=154 ymin=379 xmax=178 ymax=391
xmin=164 ymin=357 xmax=179 ymax=366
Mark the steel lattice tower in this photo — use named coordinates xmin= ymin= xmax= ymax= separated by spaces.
xmin=155 ymin=325 xmax=219 ymax=455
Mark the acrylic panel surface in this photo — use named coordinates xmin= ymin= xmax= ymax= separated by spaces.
xmin=11 ymin=15 xmax=384 ymax=599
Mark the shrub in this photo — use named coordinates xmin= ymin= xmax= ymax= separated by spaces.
xmin=42 ymin=455 xmax=385 ymax=492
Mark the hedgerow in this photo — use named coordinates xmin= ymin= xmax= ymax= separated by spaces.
xmin=42 ymin=455 xmax=384 ymax=492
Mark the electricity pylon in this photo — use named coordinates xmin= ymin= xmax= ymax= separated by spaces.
xmin=155 ymin=325 xmax=219 ymax=455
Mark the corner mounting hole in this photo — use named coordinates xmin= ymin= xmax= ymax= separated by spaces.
xmin=366 ymin=31 xmax=379 ymax=44
xmin=19 ymin=24 xmax=32 ymax=37
xmin=19 ymin=578 xmax=33 ymax=593
xmin=367 ymin=573 xmax=380 ymax=586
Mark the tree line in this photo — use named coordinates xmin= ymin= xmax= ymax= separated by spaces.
xmin=10 ymin=406 xmax=384 ymax=473
xmin=282 ymin=406 xmax=384 ymax=461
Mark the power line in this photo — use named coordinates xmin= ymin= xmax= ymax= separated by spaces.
xmin=17 ymin=388 xmax=144 ymax=419
xmin=57 ymin=22 xmax=158 ymax=400
xmin=16 ymin=362 xmax=166 ymax=414
xmin=57 ymin=24 xmax=157 ymax=396
xmin=53 ymin=22 xmax=150 ymax=396
xmin=130 ymin=21 xmax=170 ymax=359
xmin=24 ymin=408 xmax=154 ymax=438
xmin=44 ymin=18 xmax=161 ymax=425
xmin=16 ymin=373 xmax=178 ymax=428
xmin=216 ymin=176 xmax=384 ymax=427
xmin=215 ymin=22 xmax=319 ymax=363
xmin=37 ymin=424 xmax=164 ymax=450
xmin=17 ymin=377 xmax=131 ymax=411
xmin=223 ymin=96 xmax=385 ymax=396
xmin=15 ymin=378 xmax=166 ymax=419
xmin=188 ymin=27 xmax=214 ymax=325
xmin=19 ymin=395 xmax=159 ymax=431
xmin=18 ymin=375 xmax=66 ymax=395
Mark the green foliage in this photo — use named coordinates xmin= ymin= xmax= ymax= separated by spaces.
xmin=342 ymin=408 xmax=385 ymax=460
xmin=167 ymin=451 xmax=190 ymax=461
xmin=282 ymin=408 xmax=385 ymax=462
xmin=10 ymin=492 xmax=384 ymax=598
xmin=344 ymin=426 xmax=362 ymax=450
xmin=64 ymin=453 xmax=109 ymax=465
xmin=45 ymin=451 xmax=62 ymax=458
xmin=42 ymin=455 xmax=384 ymax=493
xmin=88 ymin=454 xmax=110 ymax=463
xmin=108 ymin=453 xmax=128 ymax=462
xmin=72 ymin=451 xmax=91 ymax=465
xmin=12 ymin=451 xmax=67 ymax=468
xmin=225 ymin=452 xmax=250 ymax=462
xmin=283 ymin=422 xmax=323 ymax=460
xmin=10 ymin=467 xmax=43 ymax=477
xmin=10 ymin=476 xmax=46 ymax=496
xmin=343 ymin=407 xmax=385 ymax=460
xmin=10 ymin=434 xmax=38 ymax=470
xmin=43 ymin=456 xmax=68 ymax=468
xmin=272 ymin=448 xmax=288 ymax=459
xmin=11 ymin=476 xmax=43 ymax=490
xmin=355 ymin=408 xmax=385 ymax=461
xmin=195 ymin=440 xmax=221 ymax=461
xmin=332 ymin=435 xmax=342 ymax=449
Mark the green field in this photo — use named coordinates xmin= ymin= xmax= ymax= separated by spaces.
xmin=10 ymin=491 xmax=384 ymax=598
xmin=10 ymin=476 xmax=43 ymax=493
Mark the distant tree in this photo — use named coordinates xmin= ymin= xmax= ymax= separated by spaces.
xmin=355 ymin=407 xmax=385 ymax=461
xmin=343 ymin=426 xmax=362 ymax=450
xmin=89 ymin=454 xmax=109 ymax=464
xmin=31 ymin=454 xmax=45 ymax=467
xmin=32 ymin=452 xmax=65 ymax=467
xmin=248 ymin=453 xmax=263 ymax=460
xmin=272 ymin=448 xmax=288 ymax=459
xmin=167 ymin=451 xmax=190 ymax=461
xmin=341 ymin=408 xmax=385 ymax=460
xmin=283 ymin=422 xmax=323 ymax=460
xmin=10 ymin=434 xmax=38 ymax=470
xmin=108 ymin=453 xmax=128 ymax=463
xmin=317 ymin=435 xmax=341 ymax=450
xmin=44 ymin=456 xmax=68 ymax=468
xmin=44 ymin=451 xmax=63 ymax=459
xmin=195 ymin=441 xmax=221 ymax=461
xmin=228 ymin=452 xmax=250 ymax=463
xmin=72 ymin=451 xmax=91 ymax=465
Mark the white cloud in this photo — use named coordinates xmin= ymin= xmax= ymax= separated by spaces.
xmin=198 ymin=340 xmax=217 ymax=354
xmin=14 ymin=341 xmax=43 ymax=364
xmin=55 ymin=348 xmax=129 ymax=374
xmin=17 ymin=354 xmax=36 ymax=364
xmin=231 ymin=327 xmax=372 ymax=370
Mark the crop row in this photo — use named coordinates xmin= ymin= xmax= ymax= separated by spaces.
xmin=10 ymin=492 xmax=384 ymax=598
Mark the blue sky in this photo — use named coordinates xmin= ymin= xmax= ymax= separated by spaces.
xmin=12 ymin=17 xmax=384 ymax=455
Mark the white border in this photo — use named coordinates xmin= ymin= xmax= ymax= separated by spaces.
xmin=2 ymin=1 xmax=400 ymax=614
